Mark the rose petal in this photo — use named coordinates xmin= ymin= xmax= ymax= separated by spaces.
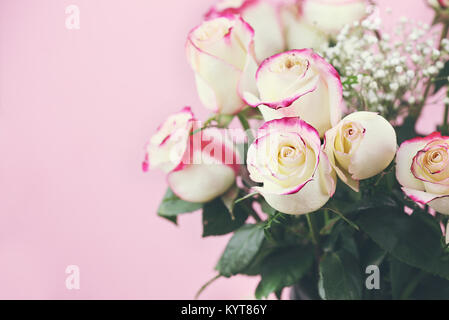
xmin=403 ymin=187 xmax=449 ymax=215
xmin=259 ymin=151 xmax=336 ymax=215
xmin=345 ymin=112 xmax=397 ymax=180
xmin=396 ymin=133 xmax=442 ymax=191
xmin=168 ymin=162 xmax=236 ymax=203
xmin=324 ymin=125 xmax=360 ymax=192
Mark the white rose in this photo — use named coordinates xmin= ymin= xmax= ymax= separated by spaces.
xmin=281 ymin=0 xmax=369 ymax=50
xmin=280 ymin=3 xmax=329 ymax=51
xmin=324 ymin=112 xmax=397 ymax=192
xmin=186 ymin=16 xmax=258 ymax=115
xmin=428 ymin=0 xmax=449 ymax=9
xmin=247 ymin=117 xmax=336 ymax=215
xmin=205 ymin=0 xmax=285 ymax=62
xmin=243 ymin=49 xmax=343 ymax=137
xmin=396 ymin=132 xmax=449 ymax=215
xmin=144 ymin=107 xmax=240 ymax=203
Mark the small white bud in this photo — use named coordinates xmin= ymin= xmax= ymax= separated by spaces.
xmin=390 ymin=83 xmax=399 ymax=91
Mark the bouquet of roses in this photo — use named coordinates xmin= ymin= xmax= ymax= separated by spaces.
xmin=144 ymin=0 xmax=449 ymax=300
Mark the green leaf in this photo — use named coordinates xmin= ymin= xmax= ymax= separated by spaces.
xmin=412 ymin=274 xmax=449 ymax=299
xmin=157 ymin=188 xmax=203 ymax=224
xmin=356 ymin=207 xmax=449 ymax=280
xmin=260 ymin=199 xmax=277 ymax=216
xmin=389 ymin=258 xmax=417 ymax=300
xmin=220 ymin=185 xmax=239 ymax=217
xmin=360 ymin=240 xmax=387 ymax=267
xmin=240 ymin=241 xmax=275 ymax=276
xmin=216 ymin=224 xmax=265 ymax=277
xmin=319 ymin=250 xmax=363 ymax=300
xmin=274 ymin=289 xmax=283 ymax=300
xmin=255 ymin=246 xmax=314 ymax=299
xmin=202 ymin=198 xmax=249 ymax=237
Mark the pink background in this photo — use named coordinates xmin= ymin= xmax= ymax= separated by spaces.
xmin=0 ymin=0 xmax=441 ymax=299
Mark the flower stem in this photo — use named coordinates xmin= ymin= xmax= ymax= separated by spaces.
xmin=414 ymin=22 xmax=449 ymax=119
xmin=237 ymin=112 xmax=255 ymax=143
xmin=442 ymin=91 xmax=449 ymax=135
xmin=400 ymin=271 xmax=426 ymax=300
xmin=306 ymin=213 xmax=321 ymax=261
xmin=194 ymin=274 xmax=221 ymax=300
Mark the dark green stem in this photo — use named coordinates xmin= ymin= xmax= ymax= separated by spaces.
xmin=400 ymin=271 xmax=426 ymax=300
xmin=195 ymin=274 xmax=221 ymax=300
xmin=442 ymin=96 xmax=449 ymax=135
xmin=237 ymin=112 xmax=255 ymax=143
xmin=306 ymin=214 xmax=321 ymax=262
xmin=414 ymin=22 xmax=449 ymax=119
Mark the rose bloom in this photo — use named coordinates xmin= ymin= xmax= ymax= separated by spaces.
xmin=143 ymin=107 xmax=239 ymax=203
xmin=396 ymin=132 xmax=449 ymax=215
xmin=186 ymin=15 xmax=258 ymax=115
xmin=247 ymin=117 xmax=336 ymax=215
xmin=281 ymin=0 xmax=369 ymax=50
xmin=324 ymin=112 xmax=397 ymax=191
xmin=428 ymin=0 xmax=449 ymax=9
xmin=243 ymin=49 xmax=342 ymax=137
xmin=205 ymin=0 xmax=285 ymax=62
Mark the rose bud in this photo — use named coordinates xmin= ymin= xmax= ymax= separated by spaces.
xmin=280 ymin=2 xmax=329 ymax=51
xmin=281 ymin=0 xmax=368 ymax=49
xmin=205 ymin=0 xmax=285 ymax=62
xmin=396 ymin=132 xmax=449 ymax=215
xmin=247 ymin=117 xmax=336 ymax=215
xmin=243 ymin=49 xmax=342 ymax=137
xmin=324 ymin=112 xmax=397 ymax=192
xmin=428 ymin=0 xmax=449 ymax=9
xmin=144 ymin=107 xmax=240 ymax=203
xmin=186 ymin=15 xmax=258 ymax=115
xmin=281 ymin=0 xmax=369 ymax=50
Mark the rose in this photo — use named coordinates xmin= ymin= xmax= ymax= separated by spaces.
xmin=205 ymin=0 xmax=285 ymax=62
xmin=143 ymin=107 xmax=240 ymax=203
xmin=440 ymin=0 xmax=449 ymax=8
xmin=281 ymin=0 xmax=369 ymax=50
xmin=324 ymin=112 xmax=397 ymax=191
xmin=428 ymin=0 xmax=449 ymax=9
xmin=186 ymin=15 xmax=258 ymax=115
xmin=243 ymin=49 xmax=342 ymax=137
xmin=396 ymin=132 xmax=449 ymax=215
xmin=247 ymin=117 xmax=336 ymax=215
xmin=280 ymin=2 xmax=329 ymax=51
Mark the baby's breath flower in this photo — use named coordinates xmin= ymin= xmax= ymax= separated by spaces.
xmin=323 ymin=13 xmax=449 ymax=119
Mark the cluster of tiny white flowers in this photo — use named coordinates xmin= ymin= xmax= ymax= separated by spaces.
xmin=322 ymin=6 xmax=449 ymax=120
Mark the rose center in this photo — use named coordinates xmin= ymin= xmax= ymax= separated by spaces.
xmin=280 ymin=146 xmax=296 ymax=159
xmin=194 ymin=19 xmax=232 ymax=42
xmin=335 ymin=122 xmax=364 ymax=155
xmin=270 ymin=54 xmax=309 ymax=75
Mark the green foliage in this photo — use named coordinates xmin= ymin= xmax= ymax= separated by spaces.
xmin=356 ymin=207 xmax=449 ymax=281
xmin=157 ymin=188 xmax=203 ymax=224
xmin=202 ymin=198 xmax=249 ymax=237
xmin=434 ymin=60 xmax=449 ymax=94
xmin=215 ymin=224 xmax=265 ymax=277
xmin=255 ymin=246 xmax=314 ymax=299
xmin=319 ymin=249 xmax=363 ymax=300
